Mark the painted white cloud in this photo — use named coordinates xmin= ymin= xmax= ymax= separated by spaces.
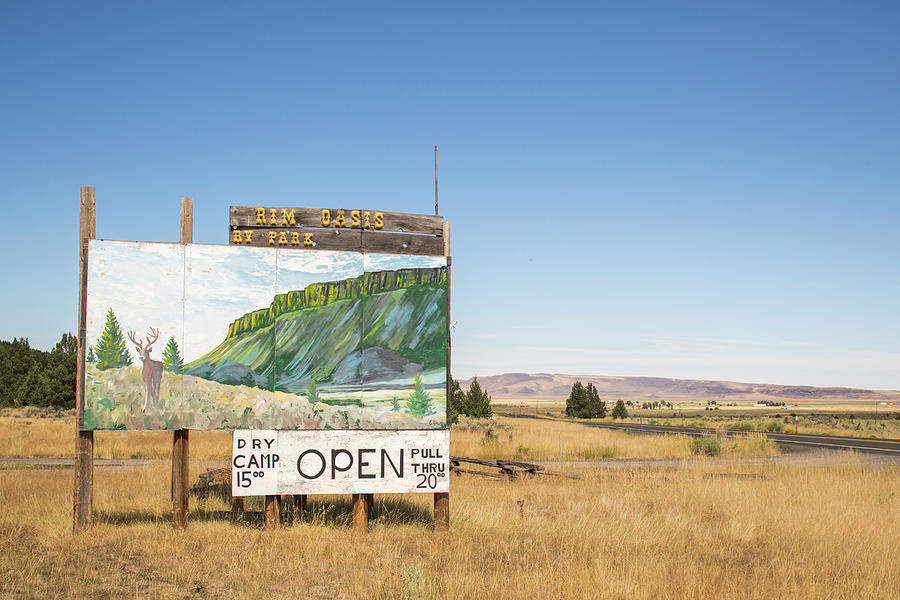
xmin=86 ymin=240 xmax=184 ymax=364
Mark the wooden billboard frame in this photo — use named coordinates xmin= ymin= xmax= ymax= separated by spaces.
xmin=73 ymin=193 xmax=451 ymax=533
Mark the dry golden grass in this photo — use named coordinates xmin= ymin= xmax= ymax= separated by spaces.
xmin=1 ymin=454 xmax=897 ymax=599
xmin=451 ymin=415 xmax=780 ymax=461
xmin=0 ymin=409 xmax=780 ymax=463
xmin=0 ymin=409 xmax=231 ymax=460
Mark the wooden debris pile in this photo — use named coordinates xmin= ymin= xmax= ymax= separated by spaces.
xmin=191 ymin=467 xmax=231 ymax=501
xmin=450 ymin=456 xmax=581 ymax=480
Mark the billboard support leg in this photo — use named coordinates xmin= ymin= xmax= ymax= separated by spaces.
xmin=352 ymin=494 xmax=368 ymax=531
xmin=73 ymin=187 xmax=95 ymax=534
xmin=434 ymin=492 xmax=449 ymax=530
xmin=265 ymin=495 xmax=281 ymax=527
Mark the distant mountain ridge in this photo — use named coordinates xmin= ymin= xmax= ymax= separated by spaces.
xmin=461 ymin=372 xmax=900 ymax=403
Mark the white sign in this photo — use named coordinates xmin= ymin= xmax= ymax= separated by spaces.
xmin=232 ymin=429 xmax=450 ymax=496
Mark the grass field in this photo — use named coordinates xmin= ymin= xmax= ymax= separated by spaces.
xmin=1 ymin=407 xmax=897 ymax=598
xmin=0 ymin=409 xmax=778 ymax=462
xmin=1 ymin=454 xmax=897 ymax=598
xmin=494 ymin=397 xmax=900 ymax=439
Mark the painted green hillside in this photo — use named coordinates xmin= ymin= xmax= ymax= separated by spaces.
xmin=184 ymin=267 xmax=447 ymax=396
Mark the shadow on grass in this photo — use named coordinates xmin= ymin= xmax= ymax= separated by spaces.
xmin=95 ymin=495 xmax=434 ymax=529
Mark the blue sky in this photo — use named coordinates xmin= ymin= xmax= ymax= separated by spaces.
xmin=2 ymin=2 xmax=898 ymax=389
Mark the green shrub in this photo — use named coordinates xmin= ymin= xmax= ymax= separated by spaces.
xmin=762 ymin=420 xmax=785 ymax=433
xmin=579 ymin=445 xmax=620 ymax=460
xmin=481 ymin=426 xmax=498 ymax=445
xmin=735 ymin=422 xmax=755 ymax=432
xmin=690 ymin=437 xmax=722 ymax=456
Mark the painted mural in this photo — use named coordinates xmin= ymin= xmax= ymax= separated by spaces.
xmin=84 ymin=240 xmax=447 ymax=430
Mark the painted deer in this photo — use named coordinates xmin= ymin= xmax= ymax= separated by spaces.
xmin=127 ymin=327 xmax=164 ymax=411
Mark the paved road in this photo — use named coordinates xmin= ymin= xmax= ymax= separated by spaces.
xmin=579 ymin=421 xmax=900 ymax=454
xmin=498 ymin=412 xmax=900 ymax=454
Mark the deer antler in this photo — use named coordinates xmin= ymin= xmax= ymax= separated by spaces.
xmin=127 ymin=330 xmax=144 ymax=354
xmin=145 ymin=327 xmax=160 ymax=351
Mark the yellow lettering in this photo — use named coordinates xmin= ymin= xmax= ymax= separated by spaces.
xmin=350 ymin=210 xmax=360 ymax=228
xmin=363 ymin=211 xmax=371 ymax=229
xmin=281 ymin=209 xmax=296 ymax=226
xmin=255 ymin=208 xmax=266 ymax=225
xmin=269 ymin=208 xmax=277 ymax=225
xmin=335 ymin=209 xmax=346 ymax=227
xmin=304 ymin=233 xmax=314 ymax=247
xmin=244 ymin=230 xmax=253 ymax=243
xmin=321 ymin=209 xmax=330 ymax=226
xmin=290 ymin=231 xmax=300 ymax=246
xmin=232 ymin=230 xmax=242 ymax=244
xmin=268 ymin=231 xmax=277 ymax=245
xmin=278 ymin=231 xmax=288 ymax=245
xmin=374 ymin=212 xmax=384 ymax=229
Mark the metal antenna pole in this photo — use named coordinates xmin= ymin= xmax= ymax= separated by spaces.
xmin=434 ymin=145 xmax=438 ymax=216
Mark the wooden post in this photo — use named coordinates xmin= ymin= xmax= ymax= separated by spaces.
xmin=365 ymin=493 xmax=374 ymax=518
xmin=172 ymin=197 xmax=192 ymax=529
xmin=265 ymin=495 xmax=281 ymax=527
xmin=230 ymin=497 xmax=245 ymax=521
xmin=433 ymin=221 xmax=451 ymax=530
xmin=73 ymin=187 xmax=95 ymax=534
xmin=352 ymin=494 xmax=368 ymax=531
xmin=293 ymin=494 xmax=307 ymax=517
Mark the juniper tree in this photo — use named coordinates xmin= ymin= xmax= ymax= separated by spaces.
xmin=465 ymin=377 xmax=492 ymax=418
xmin=611 ymin=399 xmax=629 ymax=419
xmin=565 ymin=381 xmax=587 ymax=417
xmin=584 ymin=382 xmax=607 ymax=418
xmin=448 ymin=378 xmax=466 ymax=423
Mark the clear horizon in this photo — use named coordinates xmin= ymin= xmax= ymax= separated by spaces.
xmin=1 ymin=2 xmax=898 ymax=390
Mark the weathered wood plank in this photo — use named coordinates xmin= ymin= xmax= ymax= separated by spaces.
xmin=74 ymin=186 xmax=95 ymax=534
xmin=449 ymin=466 xmax=505 ymax=479
xmin=228 ymin=227 xmax=445 ymax=256
xmin=230 ymin=227 xmax=362 ymax=251
xmin=359 ymin=231 xmax=444 ymax=255
xmin=497 ymin=459 xmax=545 ymax=471
xmin=230 ymin=206 xmax=444 ymax=235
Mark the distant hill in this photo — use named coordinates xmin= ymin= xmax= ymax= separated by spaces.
xmin=460 ymin=373 xmax=900 ymax=404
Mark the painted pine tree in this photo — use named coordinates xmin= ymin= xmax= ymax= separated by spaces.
xmin=405 ymin=373 xmax=434 ymax=416
xmin=86 ymin=345 xmax=95 ymax=363
xmin=94 ymin=308 xmax=132 ymax=370
xmin=161 ymin=336 xmax=184 ymax=373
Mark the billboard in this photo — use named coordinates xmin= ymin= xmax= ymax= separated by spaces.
xmin=83 ymin=240 xmax=447 ymax=430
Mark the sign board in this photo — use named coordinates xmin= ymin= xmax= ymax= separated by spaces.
xmin=229 ymin=206 xmax=445 ymax=255
xmin=231 ymin=429 xmax=450 ymax=496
